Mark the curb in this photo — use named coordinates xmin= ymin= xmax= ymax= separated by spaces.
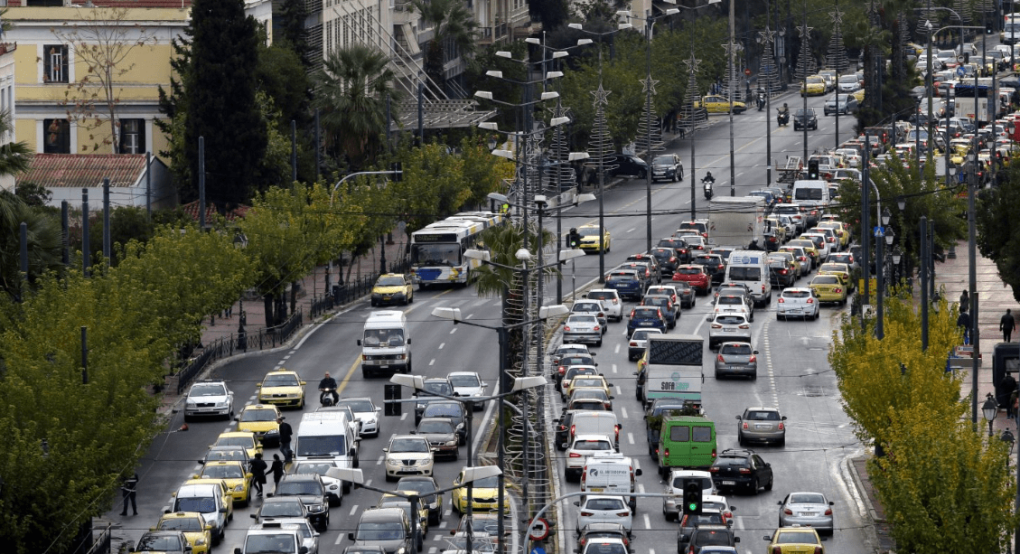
xmin=846 ymin=453 xmax=884 ymax=523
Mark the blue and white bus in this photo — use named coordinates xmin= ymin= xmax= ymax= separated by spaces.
xmin=410 ymin=212 xmax=504 ymax=288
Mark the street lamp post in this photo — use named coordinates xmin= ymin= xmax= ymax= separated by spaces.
xmin=984 ymin=393 xmax=1000 ymax=437
xmin=876 ymin=207 xmax=893 ymax=340
xmin=968 ymin=148 xmax=980 ymax=426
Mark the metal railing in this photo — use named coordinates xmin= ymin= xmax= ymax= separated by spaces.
xmin=83 ymin=522 xmax=111 ymax=554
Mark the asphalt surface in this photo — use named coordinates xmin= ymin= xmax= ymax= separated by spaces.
xmin=114 ymin=78 xmax=931 ymax=554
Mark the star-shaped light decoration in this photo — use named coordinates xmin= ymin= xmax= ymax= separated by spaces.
xmin=590 ymin=83 xmax=611 ymax=107
xmin=640 ymin=75 xmax=659 ymax=95
xmin=759 ymin=27 xmax=775 ymax=44
xmin=830 ymin=8 xmax=843 ymax=25
xmin=798 ymin=23 xmax=813 ymax=38
xmin=684 ymin=53 xmax=702 ymax=74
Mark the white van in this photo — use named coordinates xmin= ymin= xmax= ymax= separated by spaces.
xmin=567 ymin=411 xmax=621 ymax=451
xmin=168 ymin=482 xmax=230 ymax=543
xmin=725 ymin=250 xmax=772 ymax=307
xmin=294 ymin=411 xmax=360 ymax=492
xmin=581 ymin=452 xmax=643 ymax=511
xmin=357 ymin=311 xmax=411 ymax=378
xmin=791 ymin=179 xmax=830 ymax=211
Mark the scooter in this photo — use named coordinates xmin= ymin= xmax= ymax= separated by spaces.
xmin=319 ymin=387 xmax=338 ymax=407
xmin=777 ymin=110 xmax=790 ymax=126
xmin=757 ymin=92 xmax=767 ymax=111
xmin=702 ymin=179 xmax=714 ymax=200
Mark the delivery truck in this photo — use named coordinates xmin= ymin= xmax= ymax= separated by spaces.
xmin=708 ymin=196 xmax=766 ymax=250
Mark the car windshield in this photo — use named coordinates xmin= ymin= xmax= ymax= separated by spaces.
xmin=776 ymin=531 xmax=820 ymax=544
xmin=839 ymin=75 xmax=858 ymax=83
xmin=363 ymin=329 xmax=405 ymax=347
xmin=241 ymin=409 xmax=277 ymax=422
xmin=747 ymin=410 xmax=781 ymax=420
xmin=138 ymin=536 xmax=184 ymax=551
xmin=631 ymin=329 xmax=661 ymax=341
xmin=377 ymin=276 xmax=405 ymax=287
xmin=424 ymin=403 xmax=462 ymax=418
xmin=190 ymin=384 xmax=226 ymax=397
xmin=585 ymin=498 xmax=626 ymax=511
xmin=783 ymin=290 xmax=810 ymax=298
xmin=339 ymin=399 xmax=375 ymax=412
xmin=820 ymin=264 xmax=845 ymax=272
xmin=205 ymin=449 xmax=245 ymax=462
xmin=216 ymin=436 xmax=253 ymax=448
xmin=633 ymin=308 xmax=659 ymax=318
xmin=717 ymin=296 xmax=743 ymax=306
xmin=244 ymin=534 xmax=296 ymax=553
xmin=721 ymin=344 xmax=752 ymax=355
xmin=263 ymin=374 xmax=299 ymax=387
xmin=410 ymin=242 xmax=460 ymax=266
xmin=572 ymin=390 xmax=608 ymax=400
xmin=579 ymin=228 xmax=602 ymax=237
xmin=159 ymin=518 xmax=202 ymax=532
xmin=796 ymin=109 xmax=814 ymax=116
xmin=808 ymin=77 xmax=823 ymax=84
xmin=715 ymin=316 xmax=745 ymax=325
xmin=672 ymin=476 xmax=712 ymax=489
xmin=572 ymin=378 xmax=603 ymax=388
xmin=587 ymin=291 xmax=616 ymax=301
xmin=683 ymin=514 xmax=725 ymax=527
xmin=584 ymin=544 xmax=627 ymax=554
xmin=561 ymin=356 xmax=594 ymax=366
xmin=644 ymin=298 xmax=668 ymax=307
xmin=397 ymin=480 xmax=437 ymax=496
xmin=651 ymin=248 xmax=674 ymax=258
xmin=813 ymin=276 xmax=839 ymax=285
xmin=277 ymin=480 xmax=322 ymax=496
xmin=422 ymin=381 xmax=453 ymax=396
xmin=418 ymin=420 xmax=454 ymax=434
xmin=295 ymin=435 xmax=346 ymax=457
xmin=261 ymin=500 xmax=304 ymax=517
xmin=652 ymin=155 xmax=675 ymax=165
xmin=449 ymin=374 xmax=481 ymax=387
xmin=790 ymin=493 xmax=826 ymax=504
xmin=175 ymin=497 xmax=216 ymax=513
xmin=202 ymin=465 xmax=244 ymax=479
xmin=569 ymin=315 xmax=598 ymax=324
xmin=565 ymin=367 xmax=596 ymax=379
xmin=573 ymin=439 xmax=612 ymax=451
xmin=678 ymin=267 xmax=702 ymax=275
xmin=390 ymin=438 xmax=430 ymax=453
xmin=693 ymin=530 xmax=731 ymax=546
xmin=574 ymin=302 xmax=602 ymax=312
xmin=467 ymin=475 xmax=499 ymax=488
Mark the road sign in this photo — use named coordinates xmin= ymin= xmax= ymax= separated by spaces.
xmin=873 ymin=225 xmax=885 ymax=237
xmin=531 ymin=548 xmax=546 ymax=554
xmin=957 ymin=66 xmax=966 ymax=77
xmin=745 ymin=68 xmax=752 ymax=76
xmin=529 ymin=518 xmax=551 ymax=541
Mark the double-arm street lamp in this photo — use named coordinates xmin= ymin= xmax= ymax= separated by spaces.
xmin=430 ymin=301 xmax=573 ymax=554
xmin=619 ymin=2 xmax=680 ymax=251
xmin=330 ymin=465 xmax=502 ymax=554
xmin=874 ymin=207 xmax=895 ymax=340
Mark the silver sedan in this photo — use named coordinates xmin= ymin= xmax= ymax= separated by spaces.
xmin=778 ymin=491 xmax=834 ymax=535
xmin=737 ymin=406 xmax=786 ymax=446
xmin=714 ymin=342 xmax=758 ymax=379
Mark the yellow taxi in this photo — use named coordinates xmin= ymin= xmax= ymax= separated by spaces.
xmin=764 ymin=526 xmax=825 ymax=554
xmin=193 ymin=460 xmax=253 ymax=506
xmin=817 ymin=222 xmax=849 ymax=248
xmin=379 ymin=492 xmax=431 ymax=533
xmin=181 ymin=478 xmax=235 ymax=521
xmin=808 ymin=273 xmax=848 ymax=305
xmin=765 ymin=216 xmax=789 ymax=243
xmin=235 ymin=404 xmax=282 ymax=447
xmin=801 ymin=75 xmax=827 ymax=96
xmin=371 ymin=273 xmax=414 ymax=307
xmin=694 ymin=95 xmax=747 ymax=114
xmin=451 ymin=468 xmax=507 ymax=514
xmin=818 ymin=262 xmax=853 ymax=289
xmin=851 ymin=88 xmax=865 ymax=103
xmin=151 ymin=512 xmax=213 ymax=554
xmin=256 ymin=369 xmax=306 ymax=409
xmin=213 ymin=431 xmax=262 ymax=460
xmin=577 ymin=224 xmax=611 ymax=254
xmin=565 ymin=375 xmax=612 ymax=401
xmin=787 ymin=239 xmax=820 ymax=266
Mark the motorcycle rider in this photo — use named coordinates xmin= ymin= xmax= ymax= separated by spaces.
xmin=702 ymin=171 xmax=715 ymax=198
xmin=319 ymin=372 xmax=339 ymax=405
xmin=778 ymin=102 xmax=790 ymax=125
xmin=757 ymin=87 xmax=767 ymax=111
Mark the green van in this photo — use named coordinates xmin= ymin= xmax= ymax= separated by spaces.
xmin=657 ymin=415 xmax=717 ymax=475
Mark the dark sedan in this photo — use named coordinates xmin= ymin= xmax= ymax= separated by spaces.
xmin=793 ymin=108 xmax=818 ymax=130
xmin=608 ymin=153 xmax=649 ymax=179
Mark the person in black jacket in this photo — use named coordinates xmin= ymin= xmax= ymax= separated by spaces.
xmin=277 ymin=416 xmax=293 ymax=461
xmin=957 ymin=307 xmax=972 ymax=344
xmin=119 ymin=473 xmax=139 ymax=516
xmin=1002 ymin=309 xmax=1016 ymax=342
xmin=250 ymin=453 xmax=268 ymax=497
xmin=270 ymin=454 xmax=285 ymax=494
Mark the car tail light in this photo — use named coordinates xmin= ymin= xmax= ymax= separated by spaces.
xmin=630 ymin=310 xmax=636 ymax=318
xmin=709 ymin=466 xmax=720 ymax=473
xmin=580 ymin=511 xmax=594 ymax=517
xmin=594 ymin=325 xmax=600 ymax=331
xmin=711 ymin=324 xmax=722 ymax=329
xmin=612 ymin=298 xmax=619 ymax=304
xmin=739 ymin=324 xmax=750 ymax=329
xmin=748 ymin=355 xmax=757 ymax=363
xmin=670 ymin=257 xmax=677 ymax=263
xmin=616 ymin=511 xmax=631 ymax=517
xmin=569 ymin=452 xmax=582 ymax=458
xmin=598 ymin=312 xmax=605 ymax=318
xmin=559 ymin=424 xmax=567 ymax=431
xmin=630 ymin=341 xmax=638 ymax=347
xmin=834 ymin=288 xmax=842 ymax=293
xmin=680 ymin=248 xmax=688 ymax=254
xmin=571 ymin=424 xmax=576 ymax=438
xmin=783 ymin=508 xmax=793 ymax=515
xmin=558 ymin=366 xmax=566 ymax=375
xmin=739 ymin=467 xmax=752 ymax=475
xmin=814 ymin=548 xmax=823 ymax=554
xmin=780 ymin=269 xmax=788 ymax=275
xmin=778 ymin=297 xmax=785 ymax=303
xmin=742 ymin=421 xmax=749 ymax=430
xmin=564 ymin=326 xmax=571 ymax=331
xmin=711 ymin=447 xmax=716 ymax=458
xmin=717 ymin=354 xmax=725 ymax=362
xmin=581 ymin=472 xmax=586 ymax=484
xmin=824 ymin=508 xmax=833 ymax=515
xmin=663 ymin=448 xmax=670 ymax=457
xmin=807 ymin=298 xmax=814 ymax=304
xmin=799 ymin=256 xmax=807 ymax=261
xmin=657 ymin=309 xmax=663 ymax=319
xmin=615 ymin=425 xmax=621 ymax=441
xmin=772 ymin=547 xmax=783 ymax=554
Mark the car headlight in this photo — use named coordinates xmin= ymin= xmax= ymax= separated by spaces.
xmin=265 ymin=428 xmax=279 ymax=435
xmin=196 ymin=538 xmax=206 ymax=546
xmin=418 ymin=459 xmax=431 ymax=466
xmin=396 ymin=548 xmax=407 ymax=554
xmin=234 ymin=484 xmax=245 ymax=492
xmin=446 ymin=439 xmax=458 ymax=447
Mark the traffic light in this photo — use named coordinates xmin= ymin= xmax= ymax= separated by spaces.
xmin=568 ymin=228 xmax=581 ymax=249
xmin=682 ymin=481 xmax=702 ymax=515
xmin=384 ymin=384 xmax=401 ymax=416
xmin=807 ymin=159 xmax=820 ymax=180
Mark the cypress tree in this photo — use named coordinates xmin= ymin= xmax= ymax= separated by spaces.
xmin=185 ymin=0 xmax=266 ymax=209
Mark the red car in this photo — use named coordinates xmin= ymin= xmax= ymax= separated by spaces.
xmin=672 ymin=264 xmax=711 ymax=294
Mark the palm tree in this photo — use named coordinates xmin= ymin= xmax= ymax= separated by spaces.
xmin=313 ymin=44 xmax=400 ymax=166
xmin=409 ymin=0 xmax=477 ymax=92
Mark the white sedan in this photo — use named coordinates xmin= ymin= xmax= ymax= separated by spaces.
xmin=448 ymin=371 xmax=488 ymax=411
xmin=565 ymin=434 xmax=616 ymax=482
xmin=575 ymin=495 xmax=633 ymax=536
xmin=776 ymin=288 xmax=820 ymax=321
xmin=336 ymin=397 xmax=380 ymax=437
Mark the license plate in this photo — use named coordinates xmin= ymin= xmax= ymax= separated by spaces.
xmin=380 ymin=365 xmax=389 ymax=369
xmin=722 ymin=480 xmax=736 ymax=486
xmin=802 ymin=512 xmax=816 ymax=516
xmin=640 ymin=322 xmax=652 ymax=326
xmin=755 ymin=424 xmax=771 ymax=430
xmin=383 ymin=296 xmax=391 ymax=300
xmin=400 ymin=467 xmax=417 ymax=473
xmin=724 ymin=327 xmax=736 ymax=332
xmin=589 ymin=487 xmax=604 ymax=493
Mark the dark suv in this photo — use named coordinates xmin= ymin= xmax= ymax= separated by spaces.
xmin=640 ymin=295 xmax=679 ymax=329
xmin=657 ymin=237 xmax=692 ymax=263
xmin=608 ymin=153 xmax=649 ymax=179
xmin=626 ymin=306 xmax=667 ymax=338
xmin=709 ymin=448 xmax=774 ymax=495
xmin=692 ymin=253 xmax=726 ymax=285
xmin=793 ymin=108 xmax=818 ymax=131
xmin=678 ymin=524 xmax=739 ymax=554
xmin=649 ymin=247 xmax=681 ymax=276
xmin=274 ymin=474 xmax=331 ymax=530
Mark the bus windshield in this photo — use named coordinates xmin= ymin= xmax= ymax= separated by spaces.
xmin=411 ymin=243 xmax=461 ymax=266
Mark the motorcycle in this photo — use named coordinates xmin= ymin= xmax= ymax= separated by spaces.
xmin=319 ymin=387 xmax=338 ymax=407
xmin=702 ymin=178 xmax=714 ymax=200
xmin=777 ymin=110 xmax=790 ymax=126
xmin=757 ymin=92 xmax=767 ymax=111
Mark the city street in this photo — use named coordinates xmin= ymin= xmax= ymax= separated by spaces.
xmin=115 ymin=85 xmax=889 ymax=554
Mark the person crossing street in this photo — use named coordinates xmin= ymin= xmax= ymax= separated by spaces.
xmin=1001 ymin=309 xmax=1016 ymax=342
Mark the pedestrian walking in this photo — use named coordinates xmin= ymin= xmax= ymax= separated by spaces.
xmin=960 ymin=289 xmax=970 ymax=309
xmin=1002 ymin=309 xmax=1016 ymax=342
xmin=278 ymin=416 xmax=293 ymax=462
xmin=1003 ymin=373 xmax=1019 ymax=419
xmin=270 ymin=454 xmax=285 ymax=494
xmin=957 ymin=307 xmax=972 ymax=344
xmin=119 ymin=473 xmax=139 ymax=516
xmin=250 ymin=453 xmax=268 ymax=497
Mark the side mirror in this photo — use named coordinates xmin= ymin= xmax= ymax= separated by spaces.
xmin=635 ymin=468 xmax=643 ymax=476
xmin=734 ymin=538 xmax=740 ymax=543
xmin=191 ymin=474 xmax=199 ymax=479
xmin=705 ymin=316 xmax=712 ymax=322
xmin=777 ymin=500 xmax=783 ymax=505
xmin=573 ymin=501 xmax=581 ymax=506
xmin=234 ymin=549 xmax=242 ymax=554
xmin=409 ymin=431 xmax=416 ymax=435
xmin=782 ymin=416 xmax=788 ymax=420
xmin=678 ymin=534 xmax=688 ymax=542
xmin=736 ymin=415 xmax=742 ymax=420
xmin=617 ymin=424 xmax=623 ymax=430
xmin=300 ymin=381 xmax=306 ymax=385
xmin=482 ymin=383 xmax=489 ymax=388
xmin=753 ymin=351 xmax=759 ymax=355
xmin=382 ymin=448 xmax=389 ymax=452
xmin=300 ymin=547 xmax=309 ymax=554
xmin=220 ymin=507 xmax=228 ymax=513
xmin=348 ymin=533 xmax=356 ymax=541
xmin=763 ymin=536 xmax=773 ymax=541
xmin=357 ymin=339 xmax=362 ymax=346
xmin=250 ymin=513 xmax=257 ymax=519
xmin=610 ymin=396 xmax=615 ymax=400
xmin=407 ymin=338 xmax=412 ymax=344
xmin=829 ymin=501 xmax=835 ymax=505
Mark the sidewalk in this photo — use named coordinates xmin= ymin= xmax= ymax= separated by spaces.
xmin=850 ymin=237 xmax=1020 ymax=553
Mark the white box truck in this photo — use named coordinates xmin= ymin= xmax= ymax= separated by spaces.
xmin=357 ymin=311 xmax=411 ymax=378
xmin=294 ymin=411 xmax=360 ymax=492
xmin=638 ymin=335 xmax=704 ymax=408
xmin=708 ymin=196 xmax=766 ymax=250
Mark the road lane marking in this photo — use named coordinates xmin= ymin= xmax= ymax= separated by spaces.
xmin=612 ymin=363 xmax=618 ymax=374
xmin=643 ymin=514 xmax=651 ymax=529
xmin=621 ymin=407 xmax=629 ymax=419
xmin=450 ymin=328 xmax=457 ymax=334
xmin=350 ymin=505 xmax=359 ymax=515
xmin=615 ymin=386 xmax=622 ymax=395
xmin=627 ymin=227 xmax=636 ymax=233
xmin=638 ymin=484 xmax=645 ymax=493
xmin=439 ymin=343 xmax=446 ymax=349
xmin=466 ymin=313 xmax=474 ymax=319
xmin=401 ymin=412 xmax=408 ymax=421
xmin=430 ymin=359 xmax=436 ymax=366
xmin=376 ymin=456 xmax=383 ymax=466
xmin=439 ymin=521 xmax=447 ymax=529
xmin=335 ymin=534 xmax=344 ymax=545
xmin=628 ymin=432 xmax=635 ymax=444
xmin=429 ymin=548 xmax=437 ymax=554
xmin=614 ymin=344 xmax=620 ymax=354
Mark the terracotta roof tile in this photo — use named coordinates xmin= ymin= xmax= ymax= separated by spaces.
xmin=18 ymin=153 xmax=150 ymax=189
xmin=8 ymin=0 xmax=192 ymax=7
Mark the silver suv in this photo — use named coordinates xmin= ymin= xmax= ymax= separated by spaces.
xmin=184 ymin=380 xmax=234 ymax=420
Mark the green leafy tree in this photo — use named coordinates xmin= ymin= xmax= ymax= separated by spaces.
xmin=276 ymin=0 xmax=309 ymax=65
xmin=390 ymin=142 xmax=470 ymax=236
xmin=13 ymin=183 xmax=51 ymax=208
xmin=156 ymin=31 xmax=192 ymax=188
xmin=84 ymin=206 xmax=157 ymax=266
xmin=332 ymin=173 xmax=395 ymax=284
xmin=184 ymin=0 xmax=266 ymax=208
xmin=255 ymin=40 xmax=311 ymax=131
xmin=314 ymin=44 xmax=399 ymax=168
xmin=0 ymin=191 xmax=63 ymax=301
xmin=976 ymin=167 xmax=1020 ymax=302
xmin=459 ymin=136 xmax=515 ymax=208
xmin=409 ymin=0 xmax=477 ymax=90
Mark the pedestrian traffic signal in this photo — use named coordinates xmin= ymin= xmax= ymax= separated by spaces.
xmin=384 ymin=384 xmax=401 ymax=416
xmin=682 ymin=481 xmax=702 ymax=515
xmin=568 ymin=228 xmax=581 ymax=249
xmin=807 ymin=160 xmax=820 ymax=180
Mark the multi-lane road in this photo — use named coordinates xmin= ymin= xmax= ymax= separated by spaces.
xmin=119 ymin=87 xmax=877 ymax=554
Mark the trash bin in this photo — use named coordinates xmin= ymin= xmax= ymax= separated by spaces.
xmin=332 ymin=284 xmax=344 ymax=304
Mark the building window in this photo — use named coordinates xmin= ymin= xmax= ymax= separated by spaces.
xmin=44 ymin=45 xmax=68 ymax=84
xmin=44 ymin=119 xmax=70 ymax=153
xmin=119 ymin=119 xmax=145 ymax=154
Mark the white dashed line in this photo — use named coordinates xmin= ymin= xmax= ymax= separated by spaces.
xmin=350 ymin=505 xmax=359 ymax=516
xmin=621 ymin=407 xmax=629 ymax=419
xmin=429 ymin=548 xmax=437 ymax=554
xmin=450 ymin=328 xmax=457 ymax=334
xmin=283 ymin=354 xmax=291 ymax=360
xmin=614 ymin=344 xmax=621 ymax=354
xmin=638 ymin=484 xmax=645 ymax=493
xmin=401 ymin=412 xmax=408 ymax=421
xmin=376 ymin=456 xmax=384 ymax=466
xmin=365 ymin=479 xmax=372 ymax=487
xmin=439 ymin=521 xmax=447 ymax=529
xmin=643 ymin=514 xmax=651 ymax=529
xmin=612 ymin=364 xmax=618 ymax=374
xmin=627 ymin=432 xmax=635 ymax=445
xmin=335 ymin=534 xmax=344 ymax=545
xmin=615 ymin=386 xmax=622 ymax=395
xmin=439 ymin=343 xmax=446 ymax=350
xmin=430 ymin=359 xmax=436 ymax=366
xmin=466 ymin=314 xmax=474 ymax=319
xmin=627 ymin=227 xmax=637 ymax=233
